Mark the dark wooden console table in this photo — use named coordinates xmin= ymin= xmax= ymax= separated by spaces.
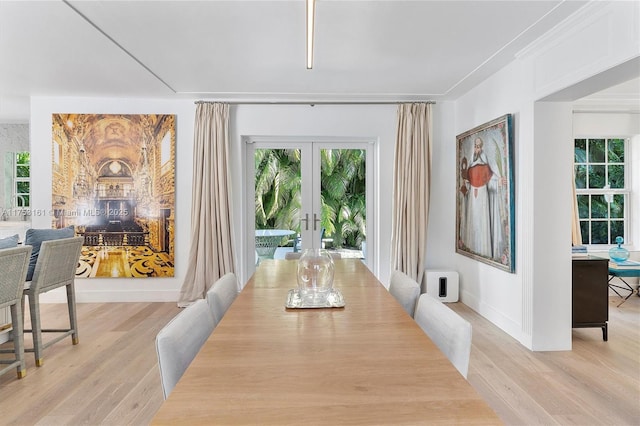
xmin=572 ymin=256 xmax=608 ymax=341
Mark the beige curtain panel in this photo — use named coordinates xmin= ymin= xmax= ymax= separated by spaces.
xmin=178 ymin=102 xmax=236 ymax=307
xmin=571 ymin=171 xmax=583 ymax=245
xmin=391 ymin=103 xmax=432 ymax=286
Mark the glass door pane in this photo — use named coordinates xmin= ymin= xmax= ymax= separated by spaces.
xmin=254 ymin=148 xmax=302 ymax=264
xmin=247 ymin=139 xmax=373 ymax=277
xmin=317 ymin=148 xmax=367 ymax=260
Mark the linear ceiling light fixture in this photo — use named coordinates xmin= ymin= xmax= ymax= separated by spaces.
xmin=306 ymin=0 xmax=315 ymax=69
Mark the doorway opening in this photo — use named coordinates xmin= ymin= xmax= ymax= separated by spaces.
xmin=244 ymin=137 xmax=375 ymax=277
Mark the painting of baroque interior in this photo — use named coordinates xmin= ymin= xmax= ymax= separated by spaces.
xmin=51 ymin=114 xmax=175 ymax=278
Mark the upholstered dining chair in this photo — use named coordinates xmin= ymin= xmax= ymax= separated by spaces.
xmin=155 ymin=299 xmax=214 ymax=399
xmin=206 ymin=272 xmax=239 ymax=327
xmin=414 ymin=293 xmax=472 ymax=378
xmin=23 ymin=236 xmax=83 ymax=367
xmin=0 ymin=246 xmax=31 ymax=379
xmin=388 ymin=270 xmax=420 ymax=317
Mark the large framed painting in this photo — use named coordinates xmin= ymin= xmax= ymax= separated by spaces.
xmin=456 ymin=114 xmax=515 ymax=273
xmin=51 ymin=114 xmax=176 ymax=278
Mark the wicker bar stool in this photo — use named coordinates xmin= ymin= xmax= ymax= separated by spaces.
xmin=23 ymin=236 xmax=83 ymax=367
xmin=0 ymin=246 xmax=32 ymax=379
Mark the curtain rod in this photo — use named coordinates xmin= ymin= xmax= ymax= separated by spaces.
xmin=194 ymin=100 xmax=436 ymax=105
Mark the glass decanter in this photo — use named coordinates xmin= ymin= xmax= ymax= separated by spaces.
xmin=296 ymin=248 xmax=335 ymax=305
xmin=609 ymin=236 xmax=629 ymax=262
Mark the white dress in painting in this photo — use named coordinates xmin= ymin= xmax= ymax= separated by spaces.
xmin=464 ymin=146 xmax=503 ymax=260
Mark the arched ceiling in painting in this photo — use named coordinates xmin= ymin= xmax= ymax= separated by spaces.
xmin=56 ymin=114 xmax=165 ymax=177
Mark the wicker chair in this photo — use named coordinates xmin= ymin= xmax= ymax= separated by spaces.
xmin=23 ymin=236 xmax=83 ymax=367
xmin=0 ymin=246 xmax=31 ymax=379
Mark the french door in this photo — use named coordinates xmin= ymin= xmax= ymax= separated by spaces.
xmin=244 ymin=137 xmax=374 ymax=276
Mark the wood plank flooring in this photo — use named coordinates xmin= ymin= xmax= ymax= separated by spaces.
xmin=450 ymin=296 xmax=640 ymax=425
xmin=0 ymin=296 xmax=638 ymax=425
xmin=0 ymin=302 xmax=181 ymax=425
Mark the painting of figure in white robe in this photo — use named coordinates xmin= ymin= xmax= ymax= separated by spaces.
xmin=456 ymin=114 xmax=515 ymax=273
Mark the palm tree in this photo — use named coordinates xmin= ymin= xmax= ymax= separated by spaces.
xmin=255 ymin=149 xmax=301 ymax=232
xmin=255 ymin=148 xmax=366 ymax=249
xmin=320 ymin=149 xmax=366 ymax=248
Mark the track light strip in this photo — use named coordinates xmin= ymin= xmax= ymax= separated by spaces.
xmin=306 ymin=0 xmax=315 ymax=69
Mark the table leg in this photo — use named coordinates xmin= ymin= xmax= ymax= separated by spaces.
xmin=608 ymin=275 xmax=636 ymax=307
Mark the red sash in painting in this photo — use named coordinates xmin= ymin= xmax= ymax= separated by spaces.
xmin=467 ymin=164 xmax=492 ymax=197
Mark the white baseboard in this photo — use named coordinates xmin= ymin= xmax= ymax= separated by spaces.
xmin=460 ymin=288 xmax=529 ymax=348
xmin=38 ymin=288 xmax=180 ymax=303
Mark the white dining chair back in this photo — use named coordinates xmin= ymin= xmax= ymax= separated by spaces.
xmin=155 ymin=299 xmax=214 ymax=399
xmin=23 ymin=236 xmax=83 ymax=367
xmin=206 ymin=272 xmax=239 ymax=327
xmin=414 ymin=293 xmax=472 ymax=378
xmin=388 ymin=270 xmax=420 ymax=317
xmin=0 ymin=246 xmax=31 ymax=379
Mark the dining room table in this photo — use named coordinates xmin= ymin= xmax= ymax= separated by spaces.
xmin=152 ymin=258 xmax=502 ymax=425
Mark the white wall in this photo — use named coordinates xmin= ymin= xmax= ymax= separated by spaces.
xmin=454 ymin=60 xmax=532 ymax=345
xmin=453 ymin=1 xmax=639 ymax=350
xmin=573 ymin=113 xmax=640 ymax=136
xmin=229 ymin=104 xmax=398 ymax=286
xmin=30 ymin=97 xmax=195 ymax=302
xmin=28 ymin=100 xmax=455 ymax=302
xmin=26 ymin=1 xmax=639 ymax=351
xmin=228 ymin=103 xmax=461 ymax=287
xmin=29 ymin=99 xmax=414 ymax=301
xmin=425 ymin=101 xmax=458 ymax=269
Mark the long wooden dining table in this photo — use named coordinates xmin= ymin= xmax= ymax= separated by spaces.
xmin=152 ymin=259 xmax=501 ymax=425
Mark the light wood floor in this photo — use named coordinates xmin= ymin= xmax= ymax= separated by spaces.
xmin=450 ymin=297 xmax=640 ymax=425
xmin=0 ymin=296 xmax=638 ymax=425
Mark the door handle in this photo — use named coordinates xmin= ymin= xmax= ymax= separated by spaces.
xmin=313 ymin=213 xmax=320 ymax=231
xmin=301 ymin=213 xmax=309 ymax=231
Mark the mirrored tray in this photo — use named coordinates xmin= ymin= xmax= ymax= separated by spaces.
xmin=285 ymin=288 xmax=345 ymax=309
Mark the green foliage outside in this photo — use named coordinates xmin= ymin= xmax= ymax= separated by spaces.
xmin=574 ymin=138 xmax=625 ymax=244
xmin=15 ymin=151 xmax=30 ymax=207
xmin=255 ymin=148 xmax=302 ymax=237
xmin=255 ymin=148 xmax=366 ymax=249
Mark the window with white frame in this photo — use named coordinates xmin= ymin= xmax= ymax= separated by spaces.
xmin=574 ymin=137 xmax=628 ymax=245
xmin=13 ymin=151 xmax=30 ymax=207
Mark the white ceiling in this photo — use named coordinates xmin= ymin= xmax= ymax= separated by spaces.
xmin=574 ymin=76 xmax=640 ymax=110
xmin=1 ymin=0 xmax=636 ymax=122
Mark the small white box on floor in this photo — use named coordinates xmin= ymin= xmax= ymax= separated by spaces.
xmin=424 ymin=271 xmax=459 ymax=302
